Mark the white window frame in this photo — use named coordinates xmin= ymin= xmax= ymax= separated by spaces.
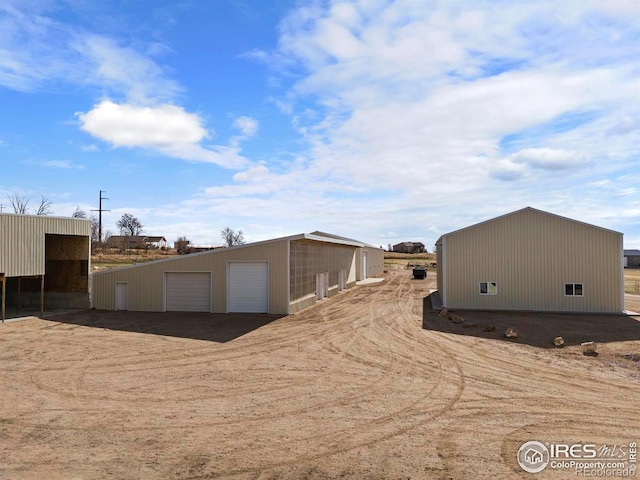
xmin=479 ymin=282 xmax=497 ymax=296
xmin=565 ymin=283 xmax=584 ymax=297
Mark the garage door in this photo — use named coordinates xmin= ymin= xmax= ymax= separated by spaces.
xmin=165 ymin=272 xmax=211 ymax=312
xmin=228 ymin=262 xmax=268 ymax=313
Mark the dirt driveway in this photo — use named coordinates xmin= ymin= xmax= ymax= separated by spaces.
xmin=1 ymin=271 xmax=639 ymax=479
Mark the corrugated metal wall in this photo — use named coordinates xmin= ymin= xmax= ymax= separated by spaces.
xmin=441 ymin=208 xmax=623 ymax=313
xmin=0 ymin=214 xmax=91 ymax=277
xmin=362 ymin=247 xmax=385 ymax=279
xmin=91 ymin=240 xmax=290 ymax=314
xmin=289 ymin=240 xmax=357 ymax=314
xmin=436 ymin=238 xmax=443 ymax=297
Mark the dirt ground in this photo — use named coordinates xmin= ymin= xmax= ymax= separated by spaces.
xmin=1 ymin=270 xmax=639 ymax=479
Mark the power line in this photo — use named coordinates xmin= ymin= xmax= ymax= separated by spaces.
xmin=91 ymin=190 xmax=110 ymax=243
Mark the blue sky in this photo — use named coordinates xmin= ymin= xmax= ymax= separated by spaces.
xmin=1 ymin=0 xmax=639 ymax=249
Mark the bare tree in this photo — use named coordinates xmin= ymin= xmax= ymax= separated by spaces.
xmin=90 ymin=216 xmax=100 ymax=244
xmin=221 ymin=227 xmax=245 ymax=247
xmin=35 ymin=196 xmax=53 ymax=216
xmin=174 ymin=235 xmax=190 ymax=254
xmin=116 ymin=213 xmax=143 ymax=236
xmin=72 ymin=206 xmax=87 ymax=218
xmin=7 ymin=193 xmax=30 ymax=214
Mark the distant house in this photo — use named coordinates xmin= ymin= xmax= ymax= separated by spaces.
xmin=393 ymin=242 xmax=426 ymax=254
xmin=624 ymin=250 xmax=640 ymax=268
xmin=106 ymin=235 xmax=168 ymax=250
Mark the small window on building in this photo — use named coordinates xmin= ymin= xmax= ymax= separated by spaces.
xmin=565 ymin=283 xmax=583 ymax=297
xmin=479 ymin=282 xmax=497 ymax=295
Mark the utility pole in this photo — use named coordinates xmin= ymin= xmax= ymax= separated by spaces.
xmin=91 ymin=190 xmax=110 ymax=244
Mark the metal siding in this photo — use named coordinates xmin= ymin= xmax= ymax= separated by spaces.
xmin=165 ymin=272 xmax=211 ymax=312
xmin=0 ymin=214 xmax=91 ymax=277
xmin=442 ymin=209 xmax=623 ymax=313
xmin=227 ymin=262 xmax=268 ymax=313
xmin=362 ymin=246 xmax=385 ymax=278
xmin=92 ymin=239 xmax=289 ymax=314
xmin=436 ymin=239 xmax=445 ymax=304
xmin=288 ymin=240 xmax=358 ymax=314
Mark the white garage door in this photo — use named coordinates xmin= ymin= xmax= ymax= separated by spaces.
xmin=165 ymin=272 xmax=211 ymax=312
xmin=228 ymin=262 xmax=269 ymax=313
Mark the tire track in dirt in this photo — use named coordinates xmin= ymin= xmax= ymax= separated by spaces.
xmin=24 ymin=276 xmax=425 ymax=429
xmin=5 ymin=269 xmax=638 ymax=480
xmin=25 ymin=286 xmax=387 ymax=405
xmin=195 ymin=271 xmax=467 ymax=478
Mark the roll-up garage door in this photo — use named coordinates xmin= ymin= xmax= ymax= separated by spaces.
xmin=165 ymin=272 xmax=211 ymax=312
xmin=228 ymin=262 xmax=269 ymax=313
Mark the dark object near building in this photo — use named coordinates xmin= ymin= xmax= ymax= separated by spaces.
xmin=413 ymin=266 xmax=427 ymax=279
xmin=624 ymin=249 xmax=640 ymax=268
xmin=393 ymin=241 xmax=426 ymax=254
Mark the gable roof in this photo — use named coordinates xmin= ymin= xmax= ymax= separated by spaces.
xmin=108 ymin=235 xmax=166 ymax=242
xmin=624 ymin=249 xmax=640 ymax=256
xmin=94 ymin=231 xmax=370 ymax=276
xmin=309 ymin=231 xmax=380 ymax=249
xmin=436 ymin=207 xmax=622 ymax=244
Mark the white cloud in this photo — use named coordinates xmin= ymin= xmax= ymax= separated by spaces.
xmin=232 ymin=116 xmax=259 ymax=137
xmin=78 ymin=101 xmax=207 ymax=148
xmin=232 ymin=163 xmax=270 ymax=183
xmin=1 ymin=3 xmax=255 ymax=169
xmin=76 ymin=100 xmax=250 ymax=169
xmin=74 ymin=35 xmax=182 ymax=104
xmin=42 ymin=160 xmax=78 ymax=169
xmin=197 ymin=0 xmax=640 ymax=247
xmin=490 ymin=159 xmax=527 ymax=181
xmin=0 ymin=4 xmax=178 ymax=101
xmin=511 ymin=148 xmax=586 ymax=171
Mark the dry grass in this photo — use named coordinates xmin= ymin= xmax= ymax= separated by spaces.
xmin=625 ymin=268 xmax=640 ymax=294
xmin=91 ymin=249 xmax=177 ymax=271
xmin=384 ymin=252 xmax=436 ymax=269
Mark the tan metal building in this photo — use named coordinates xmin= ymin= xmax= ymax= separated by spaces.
xmin=310 ymin=231 xmax=385 ymax=282
xmin=92 ymin=232 xmax=384 ymax=315
xmin=0 ymin=213 xmax=91 ymax=320
xmin=436 ymin=207 xmax=624 ymax=313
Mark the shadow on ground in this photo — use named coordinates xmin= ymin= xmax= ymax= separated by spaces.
xmin=46 ymin=309 xmax=285 ymax=343
xmin=422 ymin=294 xmax=640 ymax=349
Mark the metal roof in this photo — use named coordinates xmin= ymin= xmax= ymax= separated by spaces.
xmin=93 ymin=231 xmax=372 ymax=276
xmin=436 ymin=207 xmax=623 ymax=244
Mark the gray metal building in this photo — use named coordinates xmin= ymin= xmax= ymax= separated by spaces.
xmin=392 ymin=242 xmax=426 ymax=254
xmin=92 ymin=232 xmax=384 ymax=314
xmin=624 ymin=250 xmax=640 ymax=268
xmin=0 ymin=213 xmax=91 ymax=320
xmin=436 ymin=207 xmax=624 ymax=313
